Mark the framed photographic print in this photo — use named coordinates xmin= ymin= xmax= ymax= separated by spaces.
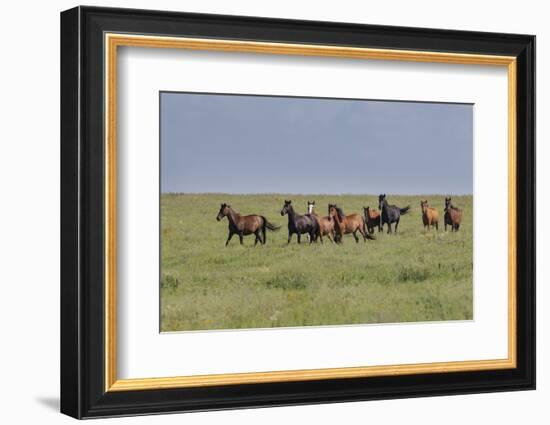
xmin=60 ymin=6 xmax=535 ymax=419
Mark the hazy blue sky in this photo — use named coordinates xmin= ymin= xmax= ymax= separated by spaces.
xmin=160 ymin=92 xmax=472 ymax=195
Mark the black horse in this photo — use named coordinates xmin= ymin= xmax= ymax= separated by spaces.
xmin=280 ymin=200 xmax=319 ymax=244
xmin=378 ymin=194 xmax=410 ymax=234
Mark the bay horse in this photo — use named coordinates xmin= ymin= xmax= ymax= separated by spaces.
xmin=280 ymin=200 xmax=319 ymax=244
xmin=362 ymin=206 xmax=381 ymax=234
xmin=307 ymin=200 xmax=335 ymax=243
xmin=216 ymin=203 xmax=280 ymax=246
xmin=420 ymin=200 xmax=439 ymax=231
xmin=378 ymin=194 xmax=410 ymax=234
xmin=444 ymin=197 xmax=463 ymax=231
xmin=328 ymin=204 xmax=374 ymax=243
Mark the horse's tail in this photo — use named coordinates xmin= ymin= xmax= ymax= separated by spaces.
xmin=262 ymin=216 xmax=280 ymax=231
xmin=400 ymin=206 xmax=411 ymax=215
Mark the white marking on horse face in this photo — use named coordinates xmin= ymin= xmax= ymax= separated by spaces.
xmin=307 ymin=203 xmax=314 ymax=214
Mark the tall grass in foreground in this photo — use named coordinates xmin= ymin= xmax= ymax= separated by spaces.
xmin=161 ymin=194 xmax=473 ymax=331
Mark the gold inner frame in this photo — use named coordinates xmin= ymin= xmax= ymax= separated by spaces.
xmin=104 ymin=33 xmax=517 ymax=392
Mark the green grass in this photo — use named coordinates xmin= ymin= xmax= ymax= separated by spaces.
xmin=161 ymin=194 xmax=473 ymax=331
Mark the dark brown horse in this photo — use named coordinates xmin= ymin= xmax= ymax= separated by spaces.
xmin=216 ymin=203 xmax=280 ymax=246
xmin=362 ymin=206 xmax=381 ymax=234
xmin=281 ymin=200 xmax=319 ymax=244
xmin=307 ymin=200 xmax=335 ymax=243
xmin=420 ymin=200 xmax=439 ymax=231
xmin=328 ymin=204 xmax=374 ymax=243
xmin=444 ymin=197 xmax=463 ymax=231
xmin=378 ymin=194 xmax=410 ymax=234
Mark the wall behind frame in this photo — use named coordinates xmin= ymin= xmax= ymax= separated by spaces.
xmin=0 ymin=1 xmax=543 ymax=424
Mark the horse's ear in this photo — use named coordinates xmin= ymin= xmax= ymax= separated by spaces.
xmin=312 ymin=201 xmax=315 ymax=205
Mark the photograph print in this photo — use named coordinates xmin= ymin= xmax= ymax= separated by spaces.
xmin=160 ymin=92 xmax=473 ymax=332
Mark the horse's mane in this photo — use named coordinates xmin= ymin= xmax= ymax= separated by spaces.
xmin=226 ymin=206 xmax=240 ymax=218
xmin=335 ymin=206 xmax=345 ymax=220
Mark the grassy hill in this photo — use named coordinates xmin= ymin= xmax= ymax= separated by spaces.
xmin=160 ymin=193 xmax=473 ymax=331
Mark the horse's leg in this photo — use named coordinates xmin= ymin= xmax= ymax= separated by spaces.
xmin=262 ymin=226 xmax=267 ymax=244
xmin=297 ymin=232 xmax=302 ymax=244
xmin=225 ymin=231 xmax=234 ymax=246
xmin=238 ymin=232 xmax=244 ymax=245
xmin=352 ymin=230 xmax=359 ymax=243
xmin=435 ymin=221 xmax=438 ymax=231
xmin=395 ymin=218 xmax=400 ymax=233
xmin=287 ymin=231 xmax=292 ymax=244
xmin=387 ymin=222 xmax=392 ymax=234
xmin=358 ymin=226 xmax=367 ymax=242
xmin=254 ymin=230 xmax=261 ymax=246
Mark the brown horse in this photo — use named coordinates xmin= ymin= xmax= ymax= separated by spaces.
xmin=362 ymin=206 xmax=381 ymax=234
xmin=216 ymin=203 xmax=280 ymax=246
xmin=328 ymin=204 xmax=375 ymax=243
xmin=444 ymin=197 xmax=463 ymax=232
xmin=307 ymin=201 xmax=335 ymax=243
xmin=420 ymin=200 xmax=439 ymax=231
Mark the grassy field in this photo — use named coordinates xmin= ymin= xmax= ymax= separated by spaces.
xmin=161 ymin=194 xmax=473 ymax=332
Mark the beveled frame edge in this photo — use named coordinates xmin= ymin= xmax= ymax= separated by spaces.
xmin=104 ymin=33 xmax=517 ymax=392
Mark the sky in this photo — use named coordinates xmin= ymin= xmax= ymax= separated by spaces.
xmin=160 ymin=92 xmax=473 ymax=195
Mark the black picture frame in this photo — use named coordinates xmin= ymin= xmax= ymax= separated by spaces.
xmin=61 ymin=5 xmax=535 ymax=419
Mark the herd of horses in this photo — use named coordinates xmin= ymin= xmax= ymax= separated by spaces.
xmin=216 ymin=195 xmax=464 ymax=246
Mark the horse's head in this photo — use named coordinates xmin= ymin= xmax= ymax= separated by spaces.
xmin=444 ymin=197 xmax=452 ymax=211
xmin=363 ymin=206 xmax=370 ymax=216
xmin=378 ymin=194 xmax=386 ymax=210
xmin=216 ymin=203 xmax=230 ymax=221
xmin=420 ymin=200 xmax=428 ymax=213
xmin=328 ymin=204 xmax=340 ymax=220
xmin=307 ymin=200 xmax=315 ymax=214
xmin=281 ymin=200 xmax=292 ymax=216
